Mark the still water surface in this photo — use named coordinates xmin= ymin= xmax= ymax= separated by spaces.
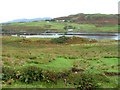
xmin=11 ymin=32 xmax=120 ymax=40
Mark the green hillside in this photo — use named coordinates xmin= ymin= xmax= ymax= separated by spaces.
xmin=2 ymin=13 xmax=118 ymax=33
xmin=2 ymin=21 xmax=118 ymax=33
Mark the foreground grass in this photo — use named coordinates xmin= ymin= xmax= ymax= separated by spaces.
xmin=2 ymin=80 xmax=73 ymax=88
xmin=2 ymin=76 xmax=118 ymax=88
xmin=2 ymin=36 xmax=119 ymax=88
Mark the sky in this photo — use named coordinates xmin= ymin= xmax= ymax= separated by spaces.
xmin=0 ymin=0 xmax=119 ymax=23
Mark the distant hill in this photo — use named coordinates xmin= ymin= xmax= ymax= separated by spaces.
xmin=54 ymin=13 xmax=118 ymax=26
xmin=2 ymin=13 xmax=118 ymax=33
xmin=1 ymin=17 xmax=53 ymax=24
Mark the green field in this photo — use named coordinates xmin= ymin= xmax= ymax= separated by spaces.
xmin=2 ymin=21 xmax=118 ymax=32
xmin=1 ymin=36 xmax=119 ymax=89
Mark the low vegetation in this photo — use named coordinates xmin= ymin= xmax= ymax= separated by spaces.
xmin=1 ymin=36 xmax=119 ymax=88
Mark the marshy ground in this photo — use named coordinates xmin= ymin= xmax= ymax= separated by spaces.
xmin=1 ymin=36 xmax=119 ymax=89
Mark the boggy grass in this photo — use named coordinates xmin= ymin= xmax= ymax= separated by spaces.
xmin=2 ymin=36 xmax=119 ymax=88
xmin=2 ymin=36 xmax=118 ymax=68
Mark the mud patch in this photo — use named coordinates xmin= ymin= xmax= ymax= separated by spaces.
xmin=17 ymin=39 xmax=31 ymax=43
xmin=104 ymin=72 xmax=120 ymax=76
xmin=71 ymin=68 xmax=84 ymax=73
xmin=36 ymin=40 xmax=50 ymax=44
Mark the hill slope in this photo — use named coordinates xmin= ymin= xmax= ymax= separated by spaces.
xmin=54 ymin=13 xmax=118 ymax=26
xmin=2 ymin=13 xmax=118 ymax=33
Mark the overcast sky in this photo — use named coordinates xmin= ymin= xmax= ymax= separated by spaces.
xmin=0 ymin=0 xmax=119 ymax=23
